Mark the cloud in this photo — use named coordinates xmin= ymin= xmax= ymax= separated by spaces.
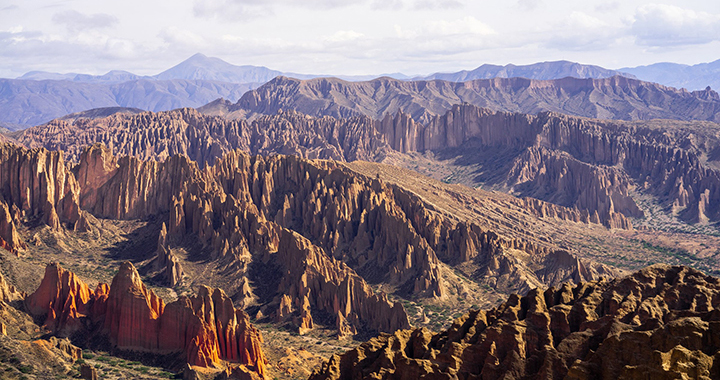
xmin=517 ymin=0 xmax=540 ymax=11
xmin=325 ymin=30 xmax=364 ymax=43
xmin=194 ymin=0 xmax=462 ymax=19
xmin=52 ymin=10 xmax=119 ymax=32
xmin=631 ymin=4 xmax=720 ymax=46
xmin=594 ymin=1 xmax=619 ymax=13
xmin=543 ymin=11 xmax=622 ymax=51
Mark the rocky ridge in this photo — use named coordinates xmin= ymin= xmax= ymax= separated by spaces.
xmin=19 ymin=103 xmax=720 ymax=228
xmin=224 ymin=75 xmax=720 ymax=123
xmin=25 ymin=261 xmax=267 ymax=376
xmin=310 ymin=264 xmax=720 ymax=380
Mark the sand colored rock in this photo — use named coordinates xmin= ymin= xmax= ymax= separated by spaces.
xmin=310 ymin=265 xmax=720 ymax=380
xmin=0 ymin=200 xmax=25 ymax=254
xmin=153 ymin=222 xmax=184 ymax=286
xmin=0 ymin=143 xmax=81 ymax=229
xmin=0 ymin=270 xmax=23 ymax=303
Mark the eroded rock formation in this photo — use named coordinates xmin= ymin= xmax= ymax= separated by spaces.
xmin=2 ymin=141 xmax=615 ymax=336
xmin=311 ymin=265 xmax=720 ymax=380
xmin=26 ymin=262 xmax=267 ymax=376
xmin=0 ymin=143 xmax=81 ymax=230
xmin=19 ymin=102 xmax=720 ymax=228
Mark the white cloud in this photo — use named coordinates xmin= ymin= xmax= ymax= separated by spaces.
xmin=52 ymin=10 xmax=119 ymax=32
xmin=194 ymin=0 xmax=463 ymax=19
xmin=543 ymin=11 xmax=622 ymax=50
xmin=631 ymin=4 xmax=720 ymax=46
xmin=325 ymin=30 xmax=365 ymax=43
xmin=396 ymin=16 xmax=495 ymax=38
xmin=517 ymin=0 xmax=540 ymax=11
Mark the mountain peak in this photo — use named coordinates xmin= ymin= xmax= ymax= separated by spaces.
xmin=154 ymin=53 xmax=282 ymax=83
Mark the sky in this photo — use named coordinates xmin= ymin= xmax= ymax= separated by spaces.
xmin=1 ymin=0 xmax=720 ymax=78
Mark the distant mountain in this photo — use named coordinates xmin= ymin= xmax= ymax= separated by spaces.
xmin=219 ymin=75 xmax=720 ymax=124
xmin=18 ymin=70 xmax=147 ymax=83
xmin=418 ymin=60 xmax=635 ymax=82
xmin=0 ymin=78 xmax=259 ymax=129
xmin=154 ymin=53 xmax=286 ymax=83
xmin=621 ymin=59 xmax=720 ymax=91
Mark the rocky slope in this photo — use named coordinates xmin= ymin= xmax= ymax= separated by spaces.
xmin=417 ymin=60 xmax=635 ymax=82
xmin=0 ymin=141 xmax=618 ymax=337
xmin=26 ymin=261 xmax=267 ymax=376
xmin=221 ymin=75 xmax=720 ymax=124
xmin=310 ymin=264 xmax=720 ymax=380
xmin=19 ymin=103 xmax=720 ymax=229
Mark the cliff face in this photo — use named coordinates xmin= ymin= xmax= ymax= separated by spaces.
xmin=0 ymin=143 xmax=81 ymax=230
xmin=26 ymin=262 xmax=267 ymax=376
xmin=25 ymin=263 xmax=96 ymax=334
xmin=310 ymin=265 xmax=720 ymax=380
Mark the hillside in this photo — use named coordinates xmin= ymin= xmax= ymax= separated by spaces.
xmin=418 ymin=60 xmax=635 ymax=82
xmin=218 ymin=75 xmax=720 ymax=124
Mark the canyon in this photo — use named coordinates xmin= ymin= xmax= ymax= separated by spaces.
xmin=1 ymin=58 xmax=720 ymax=379
xmin=18 ymin=102 xmax=720 ymax=230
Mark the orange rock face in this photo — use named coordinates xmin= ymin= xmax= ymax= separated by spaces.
xmin=26 ymin=262 xmax=266 ymax=377
xmin=25 ymin=263 xmax=96 ymax=334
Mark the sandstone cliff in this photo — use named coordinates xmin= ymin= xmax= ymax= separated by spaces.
xmin=310 ymin=265 xmax=720 ymax=380
xmin=0 ymin=143 xmax=81 ymax=230
xmin=26 ymin=262 xmax=267 ymax=376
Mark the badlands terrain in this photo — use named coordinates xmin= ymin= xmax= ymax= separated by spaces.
xmin=0 ymin=58 xmax=719 ymax=379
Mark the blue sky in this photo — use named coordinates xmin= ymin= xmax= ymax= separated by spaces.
xmin=1 ymin=0 xmax=719 ymax=77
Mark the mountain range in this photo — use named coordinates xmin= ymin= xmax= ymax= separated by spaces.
xmin=3 ymin=54 xmax=718 ymax=131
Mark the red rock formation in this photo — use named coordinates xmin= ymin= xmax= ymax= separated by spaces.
xmin=310 ymin=265 xmax=720 ymax=380
xmin=26 ymin=262 xmax=267 ymax=377
xmin=25 ymin=262 xmax=96 ymax=334
xmin=104 ymin=261 xmax=165 ymax=350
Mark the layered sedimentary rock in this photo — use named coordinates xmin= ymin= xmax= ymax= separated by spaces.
xmin=0 ymin=143 xmax=81 ymax=230
xmin=311 ymin=265 xmax=720 ymax=380
xmin=26 ymin=262 xmax=266 ymax=376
